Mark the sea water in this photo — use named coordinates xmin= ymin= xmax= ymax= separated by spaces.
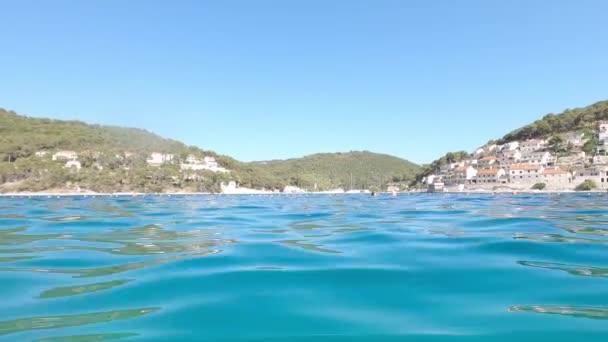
xmin=1 ymin=194 xmax=608 ymax=341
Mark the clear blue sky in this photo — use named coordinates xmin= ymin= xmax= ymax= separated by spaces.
xmin=1 ymin=0 xmax=607 ymax=164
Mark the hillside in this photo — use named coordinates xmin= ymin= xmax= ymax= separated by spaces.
xmin=498 ymin=100 xmax=608 ymax=144
xmin=0 ymin=109 xmax=419 ymax=193
xmin=251 ymin=151 xmax=420 ymax=191
xmin=0 ymin=108 xmax=283 ymax=193
xmin=412 ymin=99 xmax=608 ymax=187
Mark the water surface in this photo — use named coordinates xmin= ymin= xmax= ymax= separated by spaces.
xmin=1 ymin=194 xmax=608 ymax=341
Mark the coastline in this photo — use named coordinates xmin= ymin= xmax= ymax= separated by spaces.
xmin=1 ymin=189 xmax=606 ymax=197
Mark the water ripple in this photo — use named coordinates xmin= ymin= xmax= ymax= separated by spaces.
xmin=1 ymin=194 xmax=608 ymax=340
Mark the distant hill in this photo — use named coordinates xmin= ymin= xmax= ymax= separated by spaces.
xmin=0 ymin=109 xmax=419 ymax=193
xmin=250 ymin=151 xmax=420 ymax=191
xmin=0 ymin=108 xmax=283 ymax=193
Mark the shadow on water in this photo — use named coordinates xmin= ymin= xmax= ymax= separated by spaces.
xmin=39 ymin=279 xmax=133 ymax=299
xmin=509 ymin=305 xmax=608 ymax=320
xmin=513 ymin=233 xmax=608 ymax=245
xmin=517 ymin=260 xmax=608 ymax=277
xmin=0 ymin=307 xmax=158 ymax=336
xmin=34 ymin=332 xmax=138 ymax=342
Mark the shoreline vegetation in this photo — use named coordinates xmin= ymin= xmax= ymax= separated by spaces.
xmin=1 ymin=188 xmax=606 ymax=197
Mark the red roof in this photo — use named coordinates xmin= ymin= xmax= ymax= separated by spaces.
xmin=509 ymin=164 xmax=542 ymax=171
xmin=543 ymin=168 xmax=569 ymax=175
xmin=478 ymin=168 xmax=502 ymax=175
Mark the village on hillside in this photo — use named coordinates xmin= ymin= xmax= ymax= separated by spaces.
xmin=424 ymin=121 xmax=608 ymax=192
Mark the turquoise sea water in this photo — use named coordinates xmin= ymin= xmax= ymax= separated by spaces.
xmin=1 ymin=194 xmax=608 ymax=341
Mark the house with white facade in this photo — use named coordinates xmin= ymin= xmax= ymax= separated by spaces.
xmin=574 ymin=166 xmax=608 ymax=189
xmin=65 ymin=160 xmax=82 ymax=170
xmin=439 ymin=164 xmax=451 ymax=174
xmin=35 ymin=151 xmax=49 ymax=157
xmin=203 ymin=156 xmax=218 ymax=167
xmin=475 ymin=168 xmax=506 ymax=184
xmin=52 ymin=151 xmax=78 ymax=161
xmin=498 ymin=150 xmax=521 ymax=167
xmin=146 ymin=153 xmax=174 ymax=166
xmin=508 ymin=164 xmax=544 ymax=183
xmin=520 ymin=151 xmax=554 ymax=165
xmin=449 ymin=161 xmax=466 ymax=170
xmin=519 ymin=139 xmax=546 ymax=153
xmin=180 ymin=155 xmax=228 ymax=173
xmin=501 ymin=141 xmax=520 ymax=151
xmin=424 ymin=174 xmax=442 ymax=185
xmin=541 ymin=168 xmax=572 ymax=186
xmin=446 ymin=166 xmax=478 ymax=185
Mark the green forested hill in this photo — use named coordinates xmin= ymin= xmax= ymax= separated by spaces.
xmin=250 ymin=151 xmax=420 ymax=191
xmin=499 ymin=100 xmax=608 ymax=143
xmin=0 ymin=109 xmax=185 ymax=158
xmin=0 ymin=108 xmax=283 ymax=193
xmin=0 ymin=109 xmax=418 ymax=193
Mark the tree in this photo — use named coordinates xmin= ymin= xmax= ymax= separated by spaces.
xmin=575 ymin=180 xmax=597 ymax=191
xmin=583 ymin=134 xmax=599 ymax=155
xmin=532 ymin=182 xmax=546 ymax=190
xmin=547 ymin=135 xmax=565 ymax=154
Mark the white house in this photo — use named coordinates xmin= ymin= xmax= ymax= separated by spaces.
xmin=574 ymin=166 xmax=608 ymax=189
xmin=473 ymin=147 xmax=485 ymax=156
xmin=52 ymin=151 xmax=77 ymax=161
xmin=35 ymin=151 xmax=48 ymax=157
xmin=498 ymin=150 xmax=521 ymax=167
xmin=439 ymin=164 xmax=451 ymax=174
xmin=65 ymin=160 xmax=81 ymax=170
xmin=146 ymin=153 xmax=174 ymax=166
xmin=519 ymin=139 xmax=546 ymax=153
xmin=541 ymin=168 xmax=572 ymax=185
xmin=425 ymin=174 xmax=442 ymax=185
xmin=509 ymin=164 xmax=544 ymax=183
xmin=180 ymin=155 xmax=228 ymax=173
xmin=520 ymin=151 xmax=554 ymax=165
xmin=475 ymin=168 xmax=506 ymax=184
xmin=203 ymin=156 xmax=218 ymax=168
xmin=447 ymin=166 xmax=478 ymax=185
xmin=501 ymin=141 xmax=520 ymax=151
